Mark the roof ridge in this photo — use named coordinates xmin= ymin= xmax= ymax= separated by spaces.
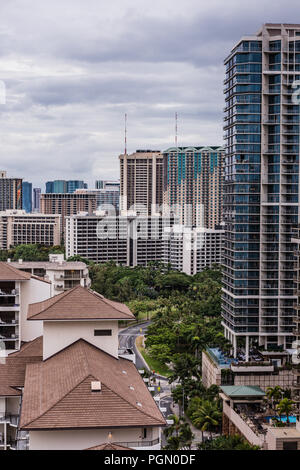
xmin=0 ymin=261 xmax=31 ymax=279
xmin=28 ymin=286 xmax=80 ymax=319
xmin=91 ymin=291 xmax=134 ymax=318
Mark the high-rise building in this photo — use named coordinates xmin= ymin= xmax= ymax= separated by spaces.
xmin=67 ymin=180 xmax=87 ymax=193
xmin=163 ymin=147 xmax=224 ymax=228
xmin=46 ymin=180 xmax=87 ymax=194
xmin=119 ymin=150 xmax=164 ymax=215
xmin=0 ymin=171 xmax=22 ymax=211
xmin=163 ymin=226 xmax=224 ymax=275
xmin=33 ymin=188 xmax=41 ymax=212
xmin=40 ymin=192 xmax=98 ymax=234
xmin=95 ymin=180 xmax=120 ymax=191
xmin=22 ymin=182 xmax=32 ymax=213
xmin=75 ymin=187 xmax=120 ymax=214
xmin=222 ymin=23 xmax=300 ymax=358
xmin=66 ymin=211 xmax=178 ymax=266
xmin=0 ymin=210 xmax=61 ymax=249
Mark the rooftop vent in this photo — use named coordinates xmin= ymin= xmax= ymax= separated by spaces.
xmin=136 ymin=402 xmax=142 ymax=407
xmin=129 ymin=386 xmax=135 ymax=391
xmin=91 ymin=381 xmax=101 ymax=392
xmin=122 ymin=370 xmax=127 ymax=375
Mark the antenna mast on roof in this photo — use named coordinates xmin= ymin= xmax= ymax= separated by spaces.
xmin=124 ymin=113 xmax=127 ymax=155
xmin=175 ymin=112 xmax=178 ymax=152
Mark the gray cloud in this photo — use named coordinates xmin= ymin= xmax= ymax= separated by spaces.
xmin=0 ymin=0 xmax=299 ymax=188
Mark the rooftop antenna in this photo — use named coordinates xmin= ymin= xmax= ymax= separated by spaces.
xmin=175 ymin=112 xmax=178 ymax=152
xmin=125 ymin=113 xmax=127 ymax=155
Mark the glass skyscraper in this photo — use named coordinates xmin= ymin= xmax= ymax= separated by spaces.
xmin=22 ymin=182 xmax=32 ymax=213
xmin=223 ymin=24 xmax=300 ymax=358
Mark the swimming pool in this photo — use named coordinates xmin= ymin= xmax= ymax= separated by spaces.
xmin=265 ymin=416 xmax=297 ymax=424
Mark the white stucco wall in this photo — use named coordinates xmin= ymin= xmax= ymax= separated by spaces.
xmin=42 ymin=320 xmax=119 ymax=359
xmin=29 ymin=426 xmax=160 ymax=450
xmin=20 ymin=278 xmax=52 ymax=343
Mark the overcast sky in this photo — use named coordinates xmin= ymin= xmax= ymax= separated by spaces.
xmin=0 ymin=0 xmax=300 ymax=189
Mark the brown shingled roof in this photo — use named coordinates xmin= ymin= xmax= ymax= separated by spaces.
xmin=27 ymin=286 xmax=135 ymax=321
xmin=0 ymin=262 xmax=32 ymax=281
xmin=86 ymin=443 xmax=131 ymax=450
xmin=7 ymin=336 xmax=43 ymax=360
xmin=20 ymin=339 xmax=166 ymax=430
xmin=0 ymin=337 xmax=43 ymax=396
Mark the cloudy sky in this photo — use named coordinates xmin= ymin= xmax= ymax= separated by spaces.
xmin=0 ymin=0 xmax=299 ymax=189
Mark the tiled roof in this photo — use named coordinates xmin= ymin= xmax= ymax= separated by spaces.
xmin=20 ymin=339 xmax=166 ymax=430
xmin=220 ymin=385 xmax=266 ymax=398
xmin=0 ymin=363 xmax=26 ymax=396
xmin=7 ymin=336 xmax=43 ymax=360
xmin=27 ymin=285 xmax=135 ymax=321
xmin=0 ymin=337 xmax=43 ymax=396
xmin=86 ymin=443 xmax=131 ymax=450
xmin=0 ymin=262 xmax=32 ymax=280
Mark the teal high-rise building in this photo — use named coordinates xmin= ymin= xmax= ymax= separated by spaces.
xmin=163 ymin=146 xmax=224 ymax=228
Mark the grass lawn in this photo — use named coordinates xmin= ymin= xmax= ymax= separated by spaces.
xmin=136 ymin=336 xmax=172 ymax=378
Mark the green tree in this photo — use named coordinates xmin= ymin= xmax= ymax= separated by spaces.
xmin=276 ymin=398 xmax=294 ymax=424
xmin=198 ymin=434 xmax=260 ymax=450
xmin=191 ymin=400 xmax=222 ymax=438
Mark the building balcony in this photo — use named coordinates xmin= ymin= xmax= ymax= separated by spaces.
xmin=116 ymin=438 xmax=160 ymax=450
xmin=0 ymin=414 xmax=19 ymax=426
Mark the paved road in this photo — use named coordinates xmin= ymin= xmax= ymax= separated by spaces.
xmin=119 ymin=321 xmax=151 ymax=370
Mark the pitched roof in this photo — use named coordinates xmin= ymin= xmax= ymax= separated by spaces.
xmin=220 ymin=385 xmax=266 ymax=398
xmin=27 ymin=285 xmax=135 ymax=321
xmin=0 ymin=337 xmax=43 ymax=396
xmin=20 ymin=339 xmax=166 ymax=430
xmin=7 ymin=336 xmax=43 ymax=360
xmin=86 ymin=443 xmax=131 ymax=450
xmin=0 ymin=363 xmax=27 ymax=396
xmin=0 ymin=262 xmax=32 ymax=281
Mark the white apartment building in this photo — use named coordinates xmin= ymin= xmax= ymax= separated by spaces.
xmin=0 ymin=210 xmax=61 ymax=249
xmin=163 ymin=225 xmax=224 ymax=275
xmin=0 ymin=263 xmax=51 ymax=355
xmin=66 ymin=211 xmax=178 ymax=267
xmin=9 ymin=254 xmax=91 ymax=296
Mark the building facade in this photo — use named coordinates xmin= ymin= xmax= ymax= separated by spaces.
xmin=22 ymin=182 xmax=32 ymax=213
xmin=46 ymin=180 xmax=87 ymax=194
xmin=119 ymin=150 xmax=164 ymax=215
xmin=222 ymin=23 xmax=300 ymax=357
xmin=0 ymin=210 xmax=61 ymax=249
xmin=10 ymin=254 xmax=91 ymax=297
xmin=33 ymin=188 xmax=41 ymax=212
xmin=163 ymin=147 xmax=224 ymax=228
xmin=0 ymin=171 xmax=22 ymax=211
xmin=40 ymin=193 xmax=97 ymax=234
xmin=163 ymin=225 xmax=224 ymax=275
xmin=66 ymin=211 xmax=178 ymax=266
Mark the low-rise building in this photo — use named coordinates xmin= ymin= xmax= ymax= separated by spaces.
xmin=0 ymin=210 xmax=61 ymax=249
xmin=202 ymin=347 xmax=295 ymax=391
xmin=220 ymin=385 xmax=300 ymax=450
xmin=0 ymin=263 xmax=51 ymax=353
xmin=9 ymin=254 xmax=91 ymax=296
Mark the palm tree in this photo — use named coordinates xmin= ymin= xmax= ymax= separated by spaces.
xmin=266 ymin=386 xmax=283 ymax=410
xmin=191 ymin=400 xmax=222 ymax=439
xmin=276 ymin=398 xmax=294 ymax=424
xmin=164 ymin=414 xmax=194 ymax=450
